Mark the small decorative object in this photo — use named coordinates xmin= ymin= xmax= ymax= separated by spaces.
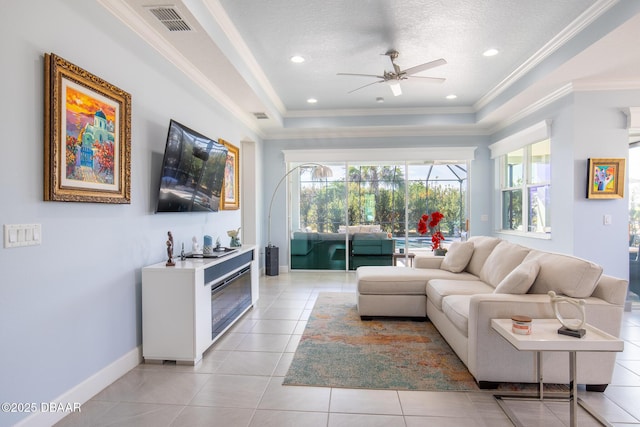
xmin=417 ymin=211 xmax=445 ymax=252
xmin=587 ymin=158 xmax=625 ymax=199
xmin=215 ymin=237 xmax=222 ymax=251
xmin=511 ymin=315 xmax=532 ymax=335
xmin=44 ymin=53 xmax=131 ymax=204
xmin=180 ymin=243 xmax=185 ymax=261
xmin=191 ymin=236 xmax=202 ymax=257
xmin=203 ymin=235 xmax=213 ymax=255
xmin=548 ymin=291 xmax=587 ymax=338
xmin=166 ymin=231 xmax=175 ymax=266
xmin=219 ymin=139 xmax=240 ymax=210
xmin=227 ymin=227 xmax=241 ymax=247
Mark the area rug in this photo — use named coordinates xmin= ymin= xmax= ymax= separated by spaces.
xmin=284 ymin=292 xmax=567 ymax=392
xmin=283 ymin=292 xmax=478 ymax=391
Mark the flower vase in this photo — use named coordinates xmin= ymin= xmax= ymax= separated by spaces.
xmin=434 ymin=248 xmax=447 ymax=256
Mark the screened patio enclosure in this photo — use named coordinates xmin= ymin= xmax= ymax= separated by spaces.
xmin=287 ymin=157 xmax=469 ymax=271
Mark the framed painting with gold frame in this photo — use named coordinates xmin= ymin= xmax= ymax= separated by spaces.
xmin=44 ymin=53 xmax=131 ymax=203
xmin=587 ymin=158 xmax=625 ymax=199
xmin=219 ymin=139 xmax=239 ymax=210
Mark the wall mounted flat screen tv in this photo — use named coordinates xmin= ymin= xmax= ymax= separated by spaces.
xmin=156 ymin=120 xmax=228 ymax=212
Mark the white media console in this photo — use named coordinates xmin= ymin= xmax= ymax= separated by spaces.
xmin=142 ymin=245 xmax=258 ymax=364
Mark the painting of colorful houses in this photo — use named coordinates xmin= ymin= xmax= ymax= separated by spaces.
xmin=64 ymin=85 xmax=117 ymax=185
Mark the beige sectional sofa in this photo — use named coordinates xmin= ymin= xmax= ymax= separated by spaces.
xmin=356 ymin=236 xmax=628 ymax=390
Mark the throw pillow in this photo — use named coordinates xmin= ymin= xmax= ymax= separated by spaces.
xmin=440 ymin=241 xmax=475 ymax=273
xmin=494 ymin=260 xmax=540 ymax=294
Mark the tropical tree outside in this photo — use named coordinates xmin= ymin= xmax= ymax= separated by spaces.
xmin=296 ymin=162 xmax=467 ymax=240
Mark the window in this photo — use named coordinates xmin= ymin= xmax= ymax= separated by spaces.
xmin=500 ymin=139 xmax=550 ymax=234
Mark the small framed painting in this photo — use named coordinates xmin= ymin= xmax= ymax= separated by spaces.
xmin=587 ymin=158 xmax=625 ymax=199
xmin=44 ymin=53 xmax=131 ymax=203
xmin=219 ymin=139 xmax=239 ymax=210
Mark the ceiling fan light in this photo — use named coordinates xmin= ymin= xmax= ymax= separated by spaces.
xmin=389 ymin=83 xmax=402 ymax=96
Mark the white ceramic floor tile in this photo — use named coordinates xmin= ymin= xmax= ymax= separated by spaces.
xmin=171 ymin=406 xmax=254 ymax=427
xmin=258 ymin=378 xmax=330 ymax=412
xmin=235 ymin=333 xmax=292 ymax=352
xmin=500 ymin=399 xmax=566 ymax=427
xmin=273 ymin=352 xmax=294 ymax=377
xmin=92 ymin=369 xmax=211 ymax=405
xmin=249 ymin=409 xmax=328 ymax=427
xmin=398 ymin=391 xmax=476 ymax=417
xmin=605 ymin=385 xmax=640 ymax=420
xmin=250 ymin=319 xmax=299 ymax=334
xmin=215 ymin=351 xmax=282 ymax=376
xmin=404 ymin=415 xmax=498 ymax=427
xmin=578 ymin=391 xmax=639 ymax=424
xmin=55 ymin=401 xmax=183 ymax=427
xmin=328 ymin=412 xmax=405 ymax=427
xmin=330 ymin=388 xmax=402 ymax=415
xmin=189 ymin=374 xmax=270 ymax=408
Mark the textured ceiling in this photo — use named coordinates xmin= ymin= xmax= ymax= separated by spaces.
xmin=103 ymin=0 xmax=640 ymax=136
xmin=219 ymin=0 xmax=596 ymax=110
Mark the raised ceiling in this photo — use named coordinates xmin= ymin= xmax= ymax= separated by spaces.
xmin=100 ymin=0 xmax=640 ymax=137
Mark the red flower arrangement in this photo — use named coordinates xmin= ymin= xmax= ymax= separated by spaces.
xmin=418 ymin=211 xmax=445 ymax=250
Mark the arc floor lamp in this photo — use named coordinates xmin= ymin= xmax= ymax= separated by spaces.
xmin=266 ymin=163 xmax=333 ymax=276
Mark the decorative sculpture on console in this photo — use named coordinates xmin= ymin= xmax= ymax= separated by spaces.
xmin=166 ymin=231 xmax=175 ymax=266
xmin=192 ymin=236 xmax=202 ymax=257
xmin=548 ymin=291 xmax=586 ymax=337
xmin=227 ymin=227 xmax=241 ymax=247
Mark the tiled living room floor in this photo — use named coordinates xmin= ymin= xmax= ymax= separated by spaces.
xmin=56 ymin=271 xmax=640 ymax=427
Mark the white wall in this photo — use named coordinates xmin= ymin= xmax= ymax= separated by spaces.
xmin=0 ymin=1 xmax=260 ymax=425
xmin=491 ymin=90 xmax=638 ymax=279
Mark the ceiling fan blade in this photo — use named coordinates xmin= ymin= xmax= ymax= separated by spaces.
xmin=407 ymin=75 xmax=446 ymax=83
xmin=338 ymin=72 xmax=386 ymax=79
xmin=403 ymin=58 xmax=447 ymax=76
xmin=348 ymin=80 xmax=385 ymax=94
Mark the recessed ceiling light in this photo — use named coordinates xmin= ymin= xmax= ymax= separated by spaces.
xmin=290 ymin=55 xmax=305 ymax=63
xmin=307 ymin=98 xmax=318 ymax=104
xmin=483 ymin=48 xmax=499 ymax=57
xmin=446 ymin=94 xmax=457 ymax=100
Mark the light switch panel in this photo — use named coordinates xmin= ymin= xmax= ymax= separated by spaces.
xmin=4 ymin=224 xmax=42 ymax=248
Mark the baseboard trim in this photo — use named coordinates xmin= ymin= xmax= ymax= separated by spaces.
xmin=15 ymin=346 xmax=142 ymax=427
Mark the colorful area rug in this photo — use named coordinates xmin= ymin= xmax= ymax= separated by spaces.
xmin=283 ymin=292 xmax=478 ymax=391
xmin=284 ymin=292 xmax=567 ymax=392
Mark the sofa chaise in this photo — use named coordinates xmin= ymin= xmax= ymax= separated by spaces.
xmin=356 ymin=236 xmax=628 ymax=390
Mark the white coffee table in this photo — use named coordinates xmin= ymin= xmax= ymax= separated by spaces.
xmin=491 ymin=318 xmax=623 ymax=427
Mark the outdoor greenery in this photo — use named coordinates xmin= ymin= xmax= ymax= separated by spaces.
xmin=298 ymin=165 xmax=466 ymax=237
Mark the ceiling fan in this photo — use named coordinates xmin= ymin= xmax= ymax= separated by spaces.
xmin=337 ymin=50 xmax=446 ymax=96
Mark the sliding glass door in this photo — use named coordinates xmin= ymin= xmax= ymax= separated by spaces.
xmin=289 ymin=160 xmax=468 ymax=271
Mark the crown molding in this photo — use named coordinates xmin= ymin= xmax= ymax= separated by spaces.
xmin=572 ymin=79 xmax=640 ymax=91
xmin=488 ymin=84 xmax=574 ymax=134
xmin=98 ymin=0 xmax=264 ymax=137
xmin=263 ymin=124 xmax=490 ymax=140
xmin=201 ymin=0 xmax=286 ymax=116
xmin=284 ymin=106 xmax=475 ymax=118
xmin=474 ymin=0 xmax=618 ymax=111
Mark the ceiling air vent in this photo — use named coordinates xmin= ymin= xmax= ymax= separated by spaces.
xmin=253 ymin=112 xmax=269 ymax=120
xmin=148 ymin=6 xmax=192 ymax=32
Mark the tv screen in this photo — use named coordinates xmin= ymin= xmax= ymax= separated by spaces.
xmin=156 ymin=120 xmax=228 ymax=212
